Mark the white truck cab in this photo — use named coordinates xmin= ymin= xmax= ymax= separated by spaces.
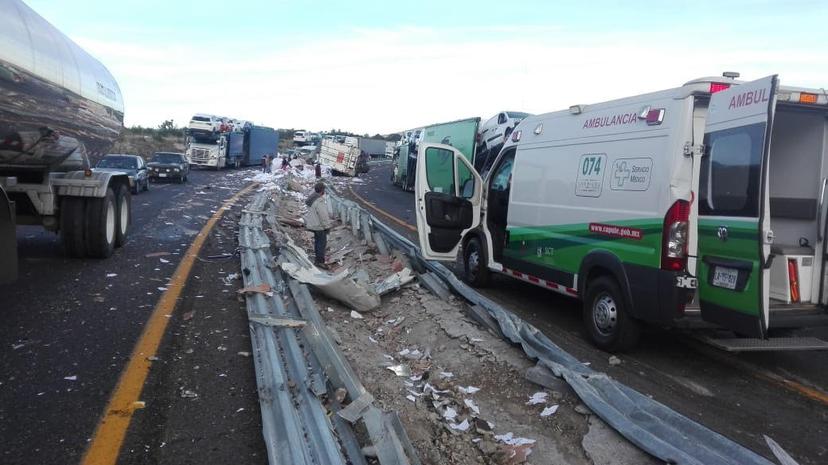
xmin=415 ymin=74 xmax=828 ymax=351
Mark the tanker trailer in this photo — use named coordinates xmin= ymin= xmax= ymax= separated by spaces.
xmin=0 ymin=0 xmax=131 ymax=283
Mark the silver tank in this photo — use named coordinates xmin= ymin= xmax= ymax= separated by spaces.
xmin=0 ymin=0 xmax=124 ymax=170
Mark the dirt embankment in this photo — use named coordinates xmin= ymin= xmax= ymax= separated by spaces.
xmin=109 ymin=132 xmax=185 ymax=159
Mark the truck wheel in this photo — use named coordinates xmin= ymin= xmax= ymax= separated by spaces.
xmin=463 ymin=237 xmax=491 ymax=287
xmin=583 ymin=276 xmax=640 ymax=352
xmin=60 ymin=197 xmax=86 ymax=258
xmin=114 ymin=183 xmax=131 ymax=247
xmin=84 ymin=187 xmax=117 ymax=258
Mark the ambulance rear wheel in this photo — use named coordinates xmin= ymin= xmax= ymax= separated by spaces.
xmin=583 ymin=276 xmax=640 ymax=352
xmin=463 ymin=237 xmax=490 ymax=287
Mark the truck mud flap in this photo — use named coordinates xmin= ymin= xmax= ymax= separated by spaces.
xmin=0 ymin=186 xmax=17 ymax=284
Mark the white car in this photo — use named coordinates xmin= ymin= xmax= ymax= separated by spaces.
xmin=293 ymin=130 xmax=308 ymax=145
xmin=477 ymin=111 xmax=531 ymax=152
xmin=188 ymin=114 xmax=220 ymax=136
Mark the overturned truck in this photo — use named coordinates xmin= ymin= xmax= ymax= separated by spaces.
xmin=0 ymin=0 xmax=131 ymax=283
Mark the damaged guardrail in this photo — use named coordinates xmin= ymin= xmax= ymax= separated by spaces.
xmin=321 ymin=184 xmax=780 ymax=465
xmin=238 ymin=189 xmax=419 ymax=465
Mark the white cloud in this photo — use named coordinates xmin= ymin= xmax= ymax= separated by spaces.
xmin=76 ymin=27 xmax=828 ymax=134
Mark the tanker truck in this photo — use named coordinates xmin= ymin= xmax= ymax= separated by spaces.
xmin=0 ymin=0 xmax=131 ymax=284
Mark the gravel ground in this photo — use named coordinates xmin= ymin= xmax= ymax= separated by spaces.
xmin=271 ymin=170 xmax=656 ymax=465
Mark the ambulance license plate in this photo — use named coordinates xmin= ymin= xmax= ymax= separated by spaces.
xmin=712 ymin=266 xmax=738 ymax=290
xmin=159 ymin=173 xmax=167 ymax=178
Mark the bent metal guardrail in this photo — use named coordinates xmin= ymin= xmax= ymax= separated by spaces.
xmin=321 ymin=182 xmax=778 ymax=465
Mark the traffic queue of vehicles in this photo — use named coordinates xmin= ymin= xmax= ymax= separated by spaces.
xmin=186 ymin=116 xmax=279 ymax=170
xmin=412 ymin=73 xmax=828 ymax=351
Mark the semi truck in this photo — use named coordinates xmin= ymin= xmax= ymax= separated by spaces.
xmin=187 ymin=125 xmax=279 ymax=169
xmin=393 ymin=118 xmax=479 ymax=191
xmin=0 ymin=0 xmax=131 ymax=284
xmin=319 ymin=139 xmax=369 ymax=177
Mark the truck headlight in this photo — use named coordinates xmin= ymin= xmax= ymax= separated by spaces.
xmin=174 ymin=168 xmax=180 ymax=172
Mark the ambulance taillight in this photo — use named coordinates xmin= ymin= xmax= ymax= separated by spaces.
xmin=709 ymin=83 xmax=730 ymax=94
xmin=662 ymin=200 xmax=690 ymax=271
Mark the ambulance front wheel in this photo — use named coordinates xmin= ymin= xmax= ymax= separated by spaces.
xmin=463 ymin=237 xmax=491 ymax=287
xmin=583 ymin=276 xmax=640 ymax=352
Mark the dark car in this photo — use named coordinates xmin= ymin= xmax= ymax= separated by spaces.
xmin=147 ymin=152 xmax=189 ymax=183
xmin=95 ymin=154 xmax=149 ymax=194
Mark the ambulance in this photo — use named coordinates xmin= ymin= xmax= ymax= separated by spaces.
xmin=414 ymin=74 xmax=828 ymax=351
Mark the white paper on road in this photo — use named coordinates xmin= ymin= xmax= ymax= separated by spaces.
xmin=540 ymin=405 xmax=559 ymax=417
xmin=458 ymin=386 xmax=480 ymax=394
xmin=494 ymin=432 xmax=536 ymax=446
xmin=449 ymin=419 xmax=470 ymax=431
xmin=464 ymin=398 xmax=480 ymax=415
xmin=526 ymin=392 xmax=548 ymax=405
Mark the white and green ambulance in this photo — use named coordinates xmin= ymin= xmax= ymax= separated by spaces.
xmin=414 ymin=74 xmax=828 ymax=351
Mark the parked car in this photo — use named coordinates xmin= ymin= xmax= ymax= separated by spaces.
xmin=148 ymin=152 xmax=190 ymax=183
xmin=477 ymin=111 xmax=531 ymax=152
xmin=95 ymin=154 xmax=149 ymax=194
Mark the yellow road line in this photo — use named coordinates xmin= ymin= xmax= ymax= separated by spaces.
xmin=347 ymin=185 xmax=416 ymax=232
xmin=752 ymin=368 xmax=828 ymax=407
xmin=80 ymin=183 xmax=257 ymax=465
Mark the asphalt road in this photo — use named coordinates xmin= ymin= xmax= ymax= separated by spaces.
xmin=0 ymin=167 xmax=261 ymax=465
xmin=346 ymin=160 xmax=828 ymax=465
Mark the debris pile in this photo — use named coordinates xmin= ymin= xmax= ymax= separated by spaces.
xmin=264 ymin=171 xmax=631 ymax=465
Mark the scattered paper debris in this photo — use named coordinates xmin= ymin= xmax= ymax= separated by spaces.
xmin=180 ymin=389 xmax=198 ymax=398
xmin=608 ymin=355 xmax=622 ymax=366
xmin=526 ymin=392 xmax=548 ymax=405
xmin=464 ymin=398 xmax=480 ymax=415
xmin=106 ymin=273 xmax=117 ymax=278
xmin=406 ymin=395 xmax=417 ymax=403
xmin=350 ymin=310 xmax=364 ymax=319
xmin=540 ymin=405 xmax=559 ymax=417
xmin=439 ymin=371 xmax=454 ymax=379
xmin=386 ymin=365 xmax=410 ymax=377
xmin=159 ymin=258 xmax=170 ymax=264
xmin=494 ymin=432 xmax=537 ymax=446
xmin=458 ymin=386 xmax=480 ymax=394
xmin=449 ymin=419 xmax=470 ymax=431
xmin=368 ymin=335 xmax=378 ymax=343
xmin=442 ymin=407 xmax=458 ymax=420
xmin=237 ymin=351 xmax=251 ymax=357
xmin=63 ymin=375 xmax=77 ymax=381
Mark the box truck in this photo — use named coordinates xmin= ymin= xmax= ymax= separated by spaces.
xmin=319 ymin=139 xmax=368 ymax=177
xmin=414 ymin=74 xmax=828 ymax=351
xmin=394 ymin=118 xmax=479 ymax=191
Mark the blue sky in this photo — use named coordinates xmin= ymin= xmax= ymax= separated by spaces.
xmin=25 ymin=0 xmax=828 ymax=134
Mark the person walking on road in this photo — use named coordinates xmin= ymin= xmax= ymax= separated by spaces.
xmin=262 ymin=154 xmax=270 ymax=173
xmin=315 ymin=162 xmax=322 ymax=179
xmin=303 ymin=182 xmax=334 ymax=267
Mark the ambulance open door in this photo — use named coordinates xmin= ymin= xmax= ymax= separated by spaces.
xmin=414 ymin=143 xmax=482 ymax=261
xmin=696 ymin=75 xmax=777 ymax=338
